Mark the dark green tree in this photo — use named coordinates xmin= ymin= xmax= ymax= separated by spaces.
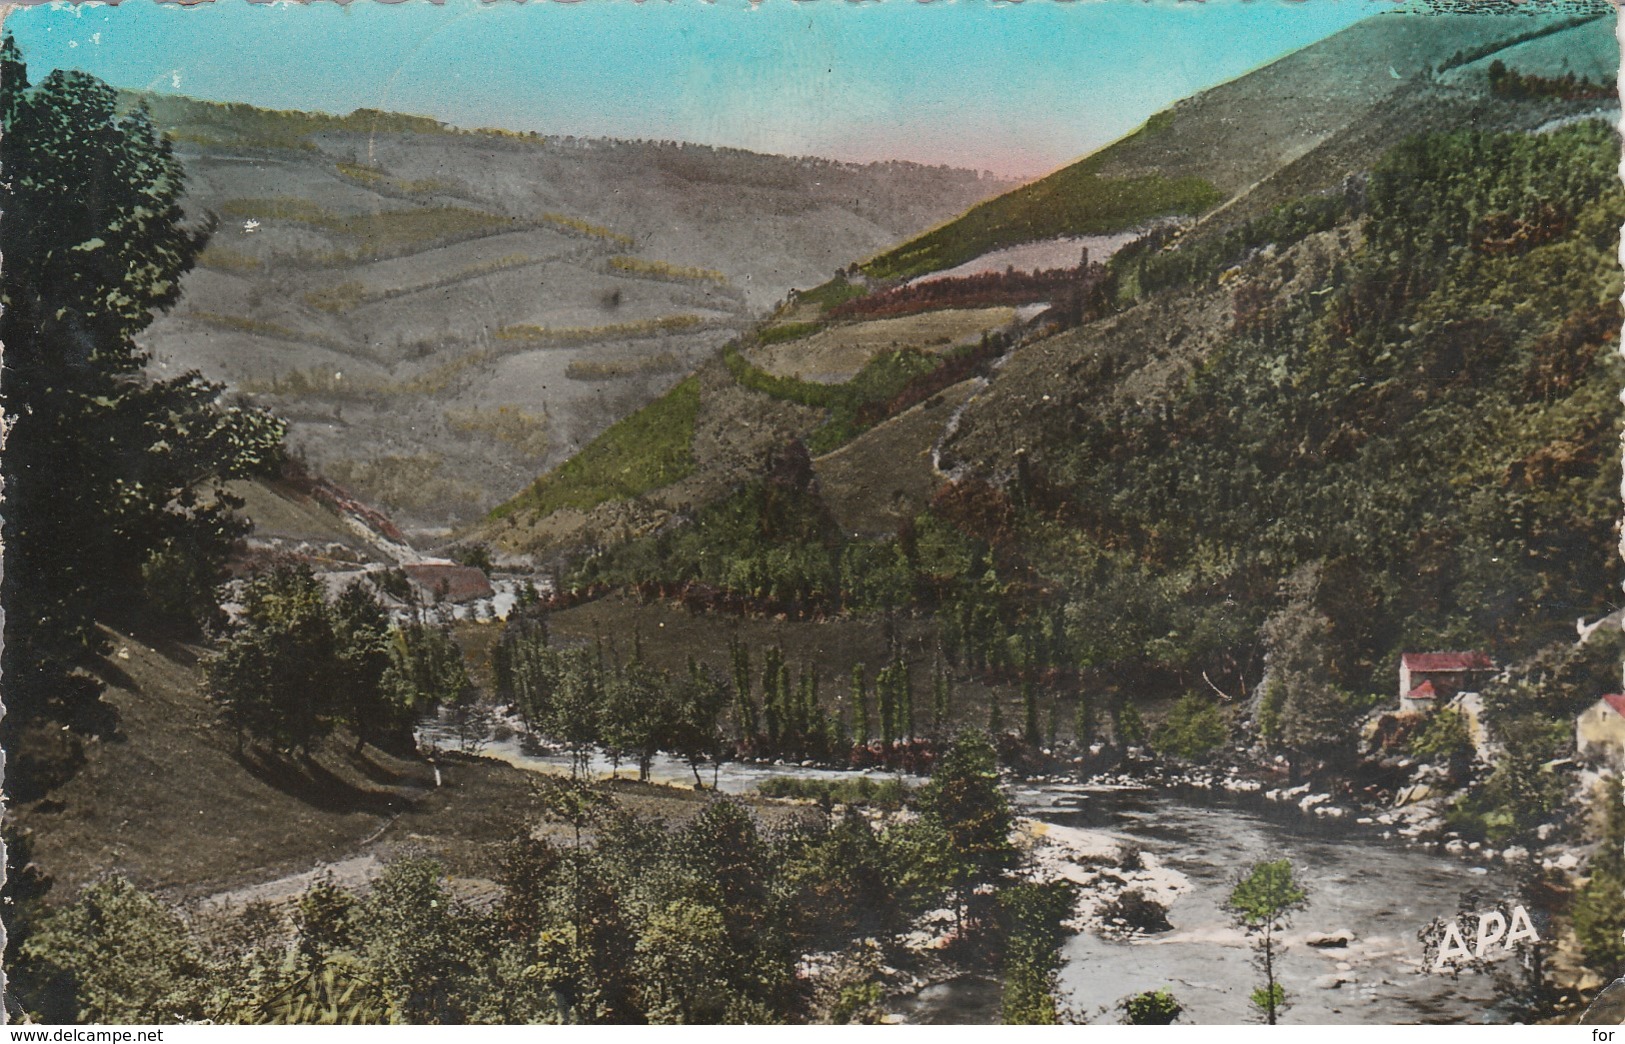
xmin=1022 ymin=679 xmax=1041 ymax=747
xmin=876 ymin=663 xmax=899 ymax=746
xmin=1 ymin=48 xmax=284 ymax=741
xmin=604 ymin=661 xmax=674 ymax=782
xmin=729 ymin=638 xmax=757 ymax=743
xmin=18 ymin=877 xmax=213 ymax=1023
xmin=1152 ymin=694 xmax=1229 ymax=761
xmin=998 ymin=882 xmax=1074 ymax=1024
xmin=672 ymin=665 xmax=730 ymax=786
xmin=1073 ymin=693 xmax=1096 ymax=748
xmin=919 ymin=731 xmax=1017 ymax=926
xmin=332 ymin=582 xmax=402 ymax=754
xmin=932 ymin=660 xmax=951 ymax=735
xmin=761 ymin=646 xmax=786 ymax=752
xmin=1573 ymin=776 xmax=1625 ymax=979
xmin=204 ymin=565 xmax=337 ymax=754
xmin=851 ymin=663 xmax=871 ymax=745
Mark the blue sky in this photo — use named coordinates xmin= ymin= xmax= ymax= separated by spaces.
xmin=7 ymin=0 xmax=1383 ymax=178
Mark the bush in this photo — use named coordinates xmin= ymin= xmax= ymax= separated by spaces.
xmin=1121 ymin=988 xmax=1183 ymax=1025
xmin=1407 ymin=708 xmax=1472 ymax=764
xmin=1117 ymin=703 xmax=1147 ymax=747
xmin=1151 ymin=694 xmax=1228 ymax=761
xmin=19 ymin=878 xmax=213 ymax=1023
xmin=1574 ymin=867 xmax=1625 ymax=980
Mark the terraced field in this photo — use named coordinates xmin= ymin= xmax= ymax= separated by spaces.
xmin=133 ymin=94 xmax=1010 ymax=534
xmin=741 ymin=307 xmax=1016 ymax=383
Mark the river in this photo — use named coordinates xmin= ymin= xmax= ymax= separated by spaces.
xmin=419 ymin=720 xmax=1520 ymax=1025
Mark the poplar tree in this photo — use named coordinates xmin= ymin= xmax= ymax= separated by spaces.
xmin=851 ymin=664 xmax=870 ymax=744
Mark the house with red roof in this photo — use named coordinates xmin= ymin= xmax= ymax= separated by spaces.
xmin=1398 ymin=651 xmax=1495 ymax=714
xmin=1577 ymin=695 xmax=1625 ymax=767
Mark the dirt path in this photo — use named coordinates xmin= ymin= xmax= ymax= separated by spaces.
xmin=194 ymin=853 xmax=385 ymax=912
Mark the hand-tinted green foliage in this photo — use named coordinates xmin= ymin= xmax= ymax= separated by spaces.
xmin=489 ymin=376 xmax=699 ymax=521
xmin=1121 ymin=988 xmax=1183 ymax=1025
xmin=919 ymin=732 xmax=1018 ymax=918
xmin=756 ymin=774 xmax=911 ymax=809
xmin=20 ymin=877 xmax=214 ymax=1023
xmin=1487 ymin=59 xmax=1616 ymax=101
xmin=386 ymin=614 xmax=475 ymax=714
xmin=1470 ymin=715 xmax=1570 ymax=843
xmin=791 ymin=275 xmax=870 ymax=315
xmin=498 ymin=627 xmax=742 ymax=771
xmin=1406 ymin=708 xmax=1473 ymax=764
xmin=864 ymin=151 xmax=1223 ymax=282
xmin=1152 ymin=695 xmax=1229 ymax=761
xmin=723 ymin=342 xmax=944 ymax=453
xmin=0 ymin=44 xmax=285 ymax=740
xmin=997 ymin=881 xmax=1076 ymax=1024
xmin=1108 ymin=194 xmax=1347 ymax=305
xmin=1226 ymin=859 xmax=1308 ymax=1025
xmin=1574 ymin=777 xmax=1625 ymax=979
xmin=1116 ymin=702 xmax=1146 ymax=747
xmin=11 ymin=728 xmax=1045 ymax=1025
xmin=574 ymin=441 xmax=845 ymax=611
xmin=203 ymin=566 xmax=424 ymax=754
xmin=1041 ymin=121 xmax=1621 ymax=724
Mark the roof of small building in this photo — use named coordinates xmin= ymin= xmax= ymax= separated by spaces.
xmin=1598 ymin=694 xmax=1625 ymax=719
xmin=1405 ymin=680 xmax=1439 ymax=701
xmin=402 ymin=562 xmax=494 ymax=603
xmin=1402 ymin=651 xmax=1495 ymax=673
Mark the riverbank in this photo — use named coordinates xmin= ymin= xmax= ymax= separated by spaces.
xmin=420 ymin=715 xmax=1574 ymax=1023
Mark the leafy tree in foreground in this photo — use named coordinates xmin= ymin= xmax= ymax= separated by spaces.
xmin=1259 ymin=571 xmax=1355 ymax=778
xmin=204 ymin=566 xmax=418 ymax=754
xmin=20 ymin=877 xmax=213 ymax=1023
xmin=998 ymin=881 xmax=1074 ymax=1024
xmin=1225 ymin=859 xmax=1308 ymax=1025
xmin=919 ymin=731 xmax=1017 ymax=927
xmin=0 ymin=42 xmax=284 ymax=742
xmin=206 ymin=566 xmax=339 ymax=754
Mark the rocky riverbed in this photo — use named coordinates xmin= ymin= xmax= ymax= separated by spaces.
xmin=421 ymin=717 xmax=1551 ymax=1024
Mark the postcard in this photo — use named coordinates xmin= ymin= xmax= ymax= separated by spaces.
xmin=1 ymin=0 xmax=1620 ymax=1027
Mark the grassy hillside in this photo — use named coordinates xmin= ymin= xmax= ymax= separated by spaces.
xmin=490 ymin=376 xmax=701 ymax=522
xmin=14 ymin=627 xmax=550 ymax=903
xmin=474 ymin=3 xmax=1622 ymax=764
xmin=861 ymin=156 xmax=1222 ymax=282
xmin=484 ymin=9 xmax=1619 ymax=558
xmin=857 ymin=11 xmax=1610 ymax=282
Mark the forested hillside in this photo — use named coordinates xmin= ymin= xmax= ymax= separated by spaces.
xmin=487 ymin=91 xmax=1623 ymax=771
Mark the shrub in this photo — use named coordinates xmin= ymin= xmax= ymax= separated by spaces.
xmin=1406 ymin=708 xmax=1473 ymax=764
xmin=1121 ymin=988 xmax=1183 ymax=1025
xmin=20 ymin=878 xmax=213 ymax=1023
xmin=756 ymin=775 xmax=910 ymax=809
xmin=1151 ymin=694 xmax=1228 ymax=761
